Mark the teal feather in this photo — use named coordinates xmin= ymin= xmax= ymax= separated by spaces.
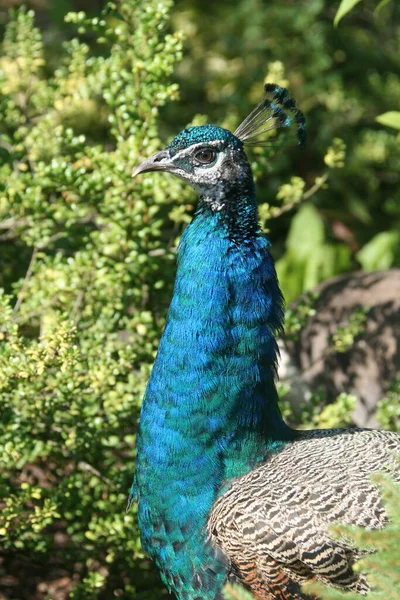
xmin=132 ymin=86 xmax=400 ymax=600
xmin=135 ymin=180 xmax=294 ymax=598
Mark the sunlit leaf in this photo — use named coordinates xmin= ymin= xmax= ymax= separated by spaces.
xmin=356 ymin=231 xmax=400 ymax=270
xmin=374 ymin=0 xmax=393 ymax=15
xmin=334 ymin=0 xmax=363 ymax=26
xmin=376 ymin=111 xmax=400 ymax=130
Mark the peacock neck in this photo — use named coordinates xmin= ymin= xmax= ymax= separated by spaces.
xmin=138 ymin=185 xmax=293 ymax=483
xmin=135 ymin=185 xmax=294 ymax=597
xmin=197 ymin=177 xmax=259 ymax=244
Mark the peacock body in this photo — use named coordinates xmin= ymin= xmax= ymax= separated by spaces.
xmin=131 ymin=85 xmax=400 ymax=600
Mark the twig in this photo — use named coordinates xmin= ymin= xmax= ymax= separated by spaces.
xmin=0 ymin=139 xmax=14 ymax=154
xmin=0 ymin=231 xmax=20 ymax=242
xmin=77 ymin=461 xmax=113 ymax=486
xmin=0 ymin=217 xmax=31 ymax=240
xmin=13 ymin=294 xmax=61 ymax=324
xmin=37 ymin=232 xmax=66 ymax=249
xmin=270 ymin=172 xmax=329 ymax=219
xmin=0 ymin=217 xmax=28 ymax=230
xmin=302 ymin=172 xmax=329 ymax=200
xmin=70 ymin=264 xmax=96 ymax=325
xmin=70 ymin=289 xmax=86 ymax=324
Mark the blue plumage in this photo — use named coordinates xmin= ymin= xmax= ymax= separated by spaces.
xmin=130 ymin=86 xmax=400 ymax=600
xmin=132 ymin=97 xmax=299 ymax=596
xmin=135 ymin=195 xmax=293 ymax=597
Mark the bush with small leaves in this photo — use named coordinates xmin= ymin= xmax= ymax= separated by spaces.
xmin=0 ymin=3 xmax=188 ymax=598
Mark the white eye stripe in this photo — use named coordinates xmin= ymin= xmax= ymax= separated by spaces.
xmin=193 ymin=153 xmax=226 ymax=179
xmin=171 ymin=139 xmax=223 ymax=162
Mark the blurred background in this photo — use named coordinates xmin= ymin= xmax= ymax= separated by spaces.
xmin=0 ymin=1 xmax=399 ymax=599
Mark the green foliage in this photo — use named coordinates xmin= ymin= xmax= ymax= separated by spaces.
xmin=281 ymin=389 xmax=357 ymax=430
xmin=377 ymin=378 xmax=400 ymax=432
xmin=334 ymin=0 xmax=363 ymax=26
xmin=334 ymin=0 xmax=396 ymax=26
xmin=324 ymin=138 xmax=346 ymax=169
xmin=312 ymin=392 xmax=357 ymax=428
xmin=376 ymin=111 xmax=400 ymax=130
xmin=284 ymin=291 xmax=319 ymax=341
xmin=0 ymin=3 xmax=187 ymax=598
xmin=357 ymin=231 xmax=400 ymax=270
xmin=331 ymin=306 xmax=369 ymax=353
xmin=276 ymin=204 xmax=352 ymax=302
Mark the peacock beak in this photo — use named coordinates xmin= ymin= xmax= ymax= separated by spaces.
xmin=132 ymin=150 xmax=174 ymax=177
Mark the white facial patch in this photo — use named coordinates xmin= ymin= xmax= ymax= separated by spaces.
xmin=170 ymin=139 xmax=244 ymax=211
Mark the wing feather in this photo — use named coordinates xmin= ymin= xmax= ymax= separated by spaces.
xmin=209 ymin=429 xmax=400 ymax=599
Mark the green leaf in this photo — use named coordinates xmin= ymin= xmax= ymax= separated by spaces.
xmin=334 ymin=0 xmax=363 ymax=26
xmin=374 ymin=0 xmax=393 ymax=15
xmin=376 ymin=111 xmax=400 ymax=130
xmin=356 ymin=231 xmax=400 ymax=270
xmin=286 ymin=204 xmax=325 ymax=259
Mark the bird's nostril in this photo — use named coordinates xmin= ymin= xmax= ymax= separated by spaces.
xmin=153 ymin=152 xmax=168 ymax=163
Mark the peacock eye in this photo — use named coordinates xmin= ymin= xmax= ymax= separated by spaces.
xmin=194 ymin=148 xmax=216 ymax=165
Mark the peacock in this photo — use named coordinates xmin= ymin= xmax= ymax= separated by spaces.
xmin=130 ymin=84 xmax=400 ymax=600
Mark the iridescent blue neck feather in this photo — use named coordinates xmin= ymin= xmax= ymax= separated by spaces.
xmin=135 ymin=162 xmax=294 ymax=598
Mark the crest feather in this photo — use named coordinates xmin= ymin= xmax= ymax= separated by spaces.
xmin=233 ymin=83 xmax=306 ymax=147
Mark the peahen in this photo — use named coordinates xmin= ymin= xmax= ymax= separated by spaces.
xmin=131 ymin=84 xmax=400 ymax=600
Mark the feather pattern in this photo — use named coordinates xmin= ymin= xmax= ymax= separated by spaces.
xmin=135 ymin=194 xmax=293 ymax=599
xmin=132 ymin=87 xmax=400 ymax=600
xmin=209 ymin=428 xmax=400 ymax=599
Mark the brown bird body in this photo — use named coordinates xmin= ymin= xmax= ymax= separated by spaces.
xmin=209 ymin=428 xmax=400 ymax=599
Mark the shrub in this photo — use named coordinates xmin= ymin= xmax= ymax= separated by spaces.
xmin=0 ymin=3 xmax=187 ymax=598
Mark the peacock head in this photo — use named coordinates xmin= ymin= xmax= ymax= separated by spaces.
xmin=133 ymin=125 xmax=251 ymax=208
xmin=133 ymin=84 xmax=306 ymax=211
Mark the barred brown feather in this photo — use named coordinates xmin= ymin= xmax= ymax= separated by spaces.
xmin=209 ymin=429 xmax=400 ymax=600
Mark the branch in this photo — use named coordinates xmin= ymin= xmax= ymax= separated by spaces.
xmin=270 ymin=172 xmax=329 ymax=219
xmin=13 ymin=294 xmax=61 ymax=324
xmin=77 ymin=461 xmax=113 ymax=486
xmin=0 ymin=217 xmax=28 ymax=230
xmin=302 ymin=172 xmax=329 ymax=201
xmin=0 ymin=139 xmax=14 ymax=154
xmin=70 ymin=289 xmax=86 ymax=324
